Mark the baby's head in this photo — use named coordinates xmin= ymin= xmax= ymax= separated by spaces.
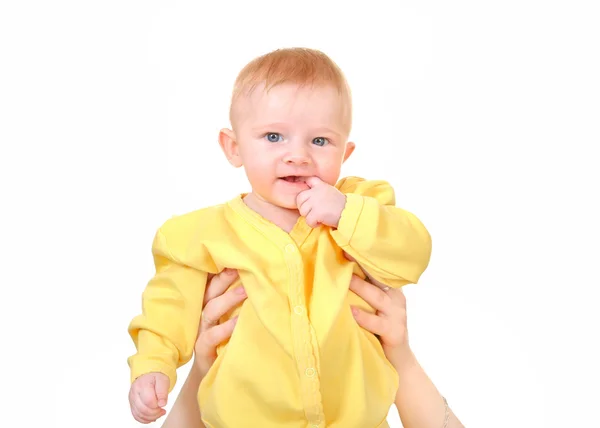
xmin=219 ymin=47 xmax=355 ymax=210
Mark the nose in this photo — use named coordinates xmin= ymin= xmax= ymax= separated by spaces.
xmin=283 ymin=144 xmax=311 ymax=165
xmin=284 ymin=154 xmax=310 ymax=165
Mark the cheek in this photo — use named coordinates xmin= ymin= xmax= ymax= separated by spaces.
xmin=321 ymin=169 xmax=341 ymax=186
xmin=316 ymin=154 xmax=343 ymax=184
xmin=240 ymin=146 xmax=275 ymax=181
xmin=240 ymin=145 xmax=268 ymax=167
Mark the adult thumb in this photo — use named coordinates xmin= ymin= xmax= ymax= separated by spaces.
xmin=154 ymin=374 xmax=169 ymax=407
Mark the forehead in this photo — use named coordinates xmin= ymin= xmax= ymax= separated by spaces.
xmin=235 ymin=83 xmax=348 ymax=129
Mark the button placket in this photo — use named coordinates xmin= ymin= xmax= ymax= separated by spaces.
xmin=284 ymin=238 xmax=324 ymax=426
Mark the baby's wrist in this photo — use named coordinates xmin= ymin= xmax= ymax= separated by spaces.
xmin=333 ymin=193 xmax=347 ymax=227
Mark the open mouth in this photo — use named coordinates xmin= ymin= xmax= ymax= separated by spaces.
xmin=280 ymin=176 xmax=306 ymax=183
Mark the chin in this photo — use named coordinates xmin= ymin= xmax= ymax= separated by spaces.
xmin=276 ymin=198 xmax=299 ymax=210
xmin=264 ymin=192 xmax=298 ymax=210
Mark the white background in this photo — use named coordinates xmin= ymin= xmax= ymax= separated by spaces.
xmin=1 ymin=1 xmax=599 ymax=427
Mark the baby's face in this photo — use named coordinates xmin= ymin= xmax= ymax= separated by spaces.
xmin=231 ymin=83 xmax=352 ymax=209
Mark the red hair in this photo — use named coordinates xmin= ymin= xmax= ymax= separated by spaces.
xmin=229 ymin=48 xmax=352 ymax=130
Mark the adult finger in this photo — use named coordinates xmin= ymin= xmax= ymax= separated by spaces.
xmin=350 ymin=306 xmax=386 ymax=336
xmin=343 ymin=251 xmax=356 ymax=262
xmin=343 ymin=254 xmax=390 ymax=292
xmin=355 ymin=262 xmax=390 ymax=292
xmin=199 ymin=316 xmax=239 ymax=351
xmin=348 ymin=275 xmax=391 ymax=314
xmin=200 ymin=286 xmax=247 ymax=332
xmin=203 ymin=269 xmax=239 ymax=305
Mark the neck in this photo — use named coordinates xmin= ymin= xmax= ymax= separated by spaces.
xmin=242 ymin=193 xmax=300 ymax=233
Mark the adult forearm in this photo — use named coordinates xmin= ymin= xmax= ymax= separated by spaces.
xmin=161 ymin=362 xmax=205 ymax=428
xmin=393 ymin=351 xmax=464 ymax=428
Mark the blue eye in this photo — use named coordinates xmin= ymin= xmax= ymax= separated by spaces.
xmin=313 ymin=137 xmax=328 ymax=146
xmin=265 ymin=133 xmax=283 ymax=143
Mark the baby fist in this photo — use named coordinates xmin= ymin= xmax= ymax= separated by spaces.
xmin=128 ymin=372 xmax=170 ymax=424
xmin=296 ymin=176 xmax=346 ymax=228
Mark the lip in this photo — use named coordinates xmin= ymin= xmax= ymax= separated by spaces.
xmin=279 ymin=175 xmax=308 ymax=183
xmin=278 ymin=176 xmax=309 ymax=189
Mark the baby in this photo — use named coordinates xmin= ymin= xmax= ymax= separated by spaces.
xmin=128 ymin=48 xmax=432 ymax=427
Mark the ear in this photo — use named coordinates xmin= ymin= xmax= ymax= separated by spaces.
xmin=218 ymin=128 xmax=243 ymax=168
xmin=342 ymin=141 xmax=356 ymax=163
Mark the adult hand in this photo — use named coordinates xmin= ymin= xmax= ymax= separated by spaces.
xmin=194 ymin=269 xmax=247 ymax=378
xmin=348 ymin=271 xmax=412 ymax=370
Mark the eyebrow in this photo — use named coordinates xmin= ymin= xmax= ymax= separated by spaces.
xmin=252 ymin=123 xmax=342 ymax=138
xmin=251 ymin=123 xmax=289 ymax=132
xmin=312 ymin=127 xmax=342 ymax=138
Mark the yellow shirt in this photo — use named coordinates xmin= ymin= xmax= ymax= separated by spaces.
xmin=128 ymin=176 xmax=432 ymax=428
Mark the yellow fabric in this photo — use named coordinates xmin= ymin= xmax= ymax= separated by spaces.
xmin=128 ymin=176 xmax=432 ymax=427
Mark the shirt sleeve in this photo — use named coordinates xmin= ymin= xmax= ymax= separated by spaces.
xmin=330 ymin=178 xmax=432 ymax=288
xmin=127 ymin=223 xmax=208 ymax=392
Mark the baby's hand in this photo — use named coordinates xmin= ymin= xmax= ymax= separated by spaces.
xmin=128 ymin=372 xmax=169 ymax=424
xmin=296 ymin=177 xmax=346 ymax=228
